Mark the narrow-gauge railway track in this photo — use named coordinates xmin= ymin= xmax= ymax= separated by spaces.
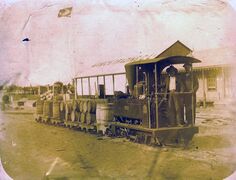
xmin=35 ymin=108 xmax=198 ymax=147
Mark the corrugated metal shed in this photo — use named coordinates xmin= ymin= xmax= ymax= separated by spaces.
xmin=76 ymin=45 xmax=236 ymax=78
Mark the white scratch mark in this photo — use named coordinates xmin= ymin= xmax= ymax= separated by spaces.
xmin=45 ymin=157 xmax=59 ymax=177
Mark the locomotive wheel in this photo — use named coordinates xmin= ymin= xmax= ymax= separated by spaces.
xmin=120 ymin=130 xmax=128 ymax=138
xmin=153 ymin=137 xmax=164 ymax=147
xmin=115 ymin=127 xmax=121 ymax=137
xmin=105 ymin=127 xmax=114 ymax=137
xmin=135 ymin=134 xmax=144 ymax=144
xmin=144 ymin=135 xmax=152 ymax=145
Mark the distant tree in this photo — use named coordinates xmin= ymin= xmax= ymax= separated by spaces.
xmin=2 ymin=95 xmax=10 ymax=104
xmin=7 ymin=85 xmax=18 ymax=92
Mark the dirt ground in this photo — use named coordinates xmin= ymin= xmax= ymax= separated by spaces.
xmin=0 ymin=105 xmax=236 ymax=180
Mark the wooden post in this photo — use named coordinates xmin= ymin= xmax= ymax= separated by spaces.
xmin=53 ymin=83 xmax=55 ymax=97
xmin=38 ymin=86 xmax=41 ymax=95
xmin=112 ymin=74 xmax=115 ymax=94
xmin=191 ymin=66 xmax=194 ymax=125
xmin=202 ymin=70 xmax=206 ymax=108
xmin=222 ymin=67 xmax=226 ymax=98
xmin=81 ymin=78 xmax=83 ymax=96
xmin=154 ymin=63 xmax=159 ymax=129
xmin=88 ymin=77 xmax=91 ymax=96
xmin=74 ymin=78 xmax=77 ymax=100
xmin=136 ymin=66 xmax=139 ymax=97
xmin=103 ymin=76 xmax=106 ymax=97
xmin=97 ymin=76 xmax=99 ymax=95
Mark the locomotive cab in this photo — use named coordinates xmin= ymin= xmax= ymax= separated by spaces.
xmin=115 ymin=56 xmax=201 ymax=128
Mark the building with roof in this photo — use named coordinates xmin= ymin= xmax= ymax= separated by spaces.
xmin=75 ymin=41 xmax=236 ymax=106
xmin=193 ymin=47 xmax=236 ymax=106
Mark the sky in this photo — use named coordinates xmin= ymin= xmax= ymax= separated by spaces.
xmin=229 ymin=0 xmax=236 ymax=8
xmin=0 ymin=0 xmax=236 ymax=85
xmin=2 ymin=0 xmax=236 ymax=8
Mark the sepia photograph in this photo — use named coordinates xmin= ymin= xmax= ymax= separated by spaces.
xmin=0 ymin=0 xmax=236 ymax=179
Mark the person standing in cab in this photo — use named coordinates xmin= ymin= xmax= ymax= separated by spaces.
xmin=165 ymin=65 xmax=185 ymax=127
xmin=182 ymin=62 xmax=199 ymax=125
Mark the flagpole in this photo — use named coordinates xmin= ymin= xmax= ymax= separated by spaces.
xmin=58 ymin=6 xmax=74 ymax=90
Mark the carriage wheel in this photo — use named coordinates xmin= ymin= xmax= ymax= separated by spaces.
xmin=120 ymin=129 xmax=128 ymax=138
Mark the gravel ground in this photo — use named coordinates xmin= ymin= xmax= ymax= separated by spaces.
xmin=0 ymin=106 xmax=236 ymax=180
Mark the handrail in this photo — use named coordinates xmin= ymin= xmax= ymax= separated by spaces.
xmin=75 ymin=72 xmax=125 ymax=79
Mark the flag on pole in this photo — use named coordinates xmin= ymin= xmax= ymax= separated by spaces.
xmin=58 ymin=7 xmax=73 ymax=17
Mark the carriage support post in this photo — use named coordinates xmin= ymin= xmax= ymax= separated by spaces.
xmin=154 ymin=63 xmax=159 ymax=128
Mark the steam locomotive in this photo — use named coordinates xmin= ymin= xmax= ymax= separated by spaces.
xmin=35 ymin=42 xmax=201 ymax=146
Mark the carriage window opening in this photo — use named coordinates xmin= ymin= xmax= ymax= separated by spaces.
xmin=207 ymin=77 xmax=217 ymax=91
xmin=114 ymin=74 xmax=126 ymax=93
xmin=105 ymin=75 xmax=113 ymax=95
xmin=98 ymin=76 xmax=104 ymax=85
xmin=77 ymin=79 xmax=82 ymax=95
xmin=82 ymin=78 xmax=89 ymax=95
xmin=90 ymin=77 xmax=98 ymax=95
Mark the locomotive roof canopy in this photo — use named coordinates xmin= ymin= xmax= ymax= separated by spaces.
xmin=125 ymin=55 xmax=201 ymax=68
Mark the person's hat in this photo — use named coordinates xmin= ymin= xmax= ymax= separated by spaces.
xmin=183 ymin=62 xmax=192 ymax=67
xmin=166 ymin=65 xmax=178 ymax=74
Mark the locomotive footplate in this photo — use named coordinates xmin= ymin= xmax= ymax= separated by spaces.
xmin=109 ymin=122 xmax=198 ymax=145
